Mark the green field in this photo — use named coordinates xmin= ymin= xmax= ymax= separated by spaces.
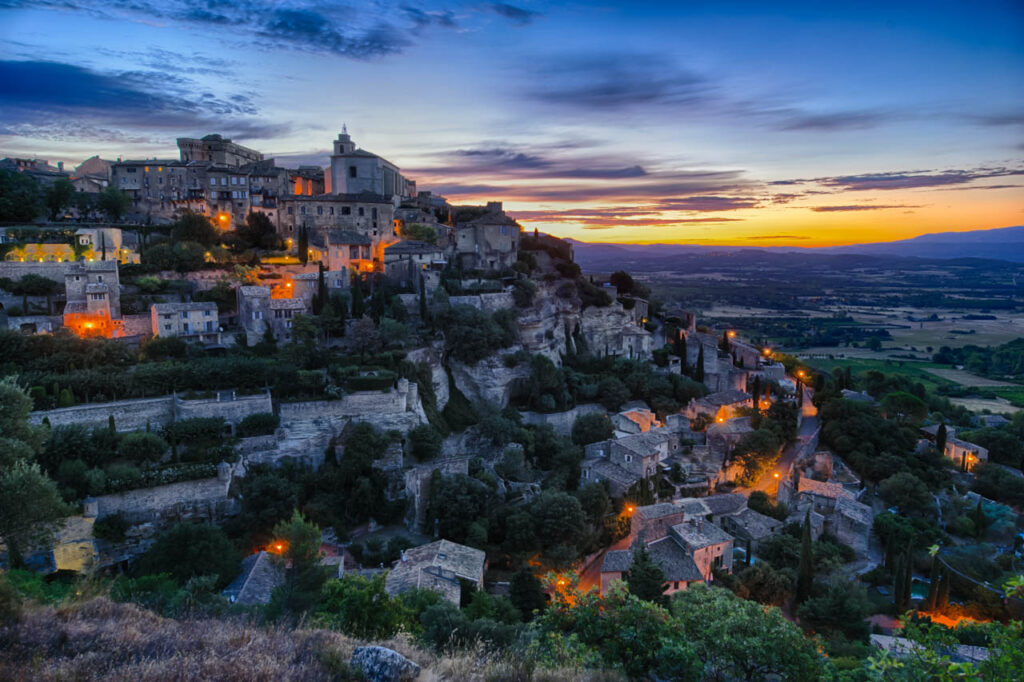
xmin=803 ymin=357 xmax=955 ymax=393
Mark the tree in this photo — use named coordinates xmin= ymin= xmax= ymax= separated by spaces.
xmin=922 ymin=544 xmax=941 ymax=611
xmin=597 ymin=376 xmax=630 ymax=411
xmin=408 ymin=424 xmax=442 ymax=461
xmin=796 ymin=578 xmax=870 ymax=641
xmin=571 ymin=412 xmax=614 ymax=446
xmin=268 ymin=511 xmax=328 ymax=617
xmin=0 ymin=169 xmax=40 ymax=221
xmin=13 ymin=274 xmax=61 ymax=315
xmin=316 ymin=573 xmax=405 ymax=639
xmin=935 ymin=422 xmax=947 ymax=455
xmin=0 ymin=460 xmax=70 ymax=567
xmin=97 ymin=185 xmax=130 ymax=221
xmin=882 ymin=391 xmax=928 ymax=424
xmin=117 ymin=432 xmax=168 ymax=464
xmin=626 ymin=545 xmax=668 ymax=605
xmin=509 ymin=567 xmax=546 ymax=621
xmin=879 ymin=472 xmax=932 ymax=514
xmin=609 ymin=270 xmax=634 ymax=294
xmin=530 ymin=491 xmax=586 ymax=551
xmin=170 ymin=211 xmax=219 ymax=247
xmin=132 ymin=522 xmax=240 ymax=588
xmin=237 ymin=211 xmax=279 ymax=250
xmin=350 ymin=315 xmax=381 ymax=359
xmin=695 ymin=344 xmax=705 ymax=383
xmin=297 ymin=225 xmax=309 ymax=264
xmin=671 ymin=585 xmax=824 ymax=681
xmin=43 ymin=177 xmax=74 ymax=220
xmin=795 ymin=511 xmax=814 ymax=604
xmin=399 ymin=222 xmax=438 ymax=244
xmin=350 ymin=282 xmax=366 ymax=319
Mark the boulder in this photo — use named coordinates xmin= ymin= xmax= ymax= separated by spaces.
xmin=350 ymin=646 xmax=420 ymax=682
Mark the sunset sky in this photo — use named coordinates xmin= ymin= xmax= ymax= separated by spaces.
xmin=1 ymin=1 xmax=1021 ymax=246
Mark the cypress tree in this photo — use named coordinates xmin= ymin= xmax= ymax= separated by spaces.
xmin=745 ymin=538 xmax=752 ymax=567
xmin=935 ymin=423 xmax=947 ymax=455
xmin=893 ymin=553 xmax=906 ymax=611
xmin=796 ymin=510 xmax=814 ymax=604
xmin=936 ymin=567 xmax=950 ymax=611
xmin=351 ymin=282 xmax=365 ymax=319
xmin=100 ymin=232 xmax=107 ymax=260
xmin=843 ymin=366 xmax=852 ymax=389
xmin=298 ymin=225 xmax=308 ymax=265
xmin=418 ymin=273 xmax=428 ymax=323
xmin=695 ymin=345 xmax=705 ymax=383
xmin=108 ymin=414 xmax=116 ymax=434
xmin=923 ymin=547 xmax=940 ymax=611
xmin=509 ymin=567 xmax=546 ymax=621
xmin=752 ymin=376 xmax=762 ymax=409
xmin=625 ymin=545 xmax=668 ymax=605
xmin=902 ymin=550 xmax=913 ymax=611
xmin=313 ymin=263 xmax=326 ymax=315
xmin=971 ymin=500 xmax=988 ymax=538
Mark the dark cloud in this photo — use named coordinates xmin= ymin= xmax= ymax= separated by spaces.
xmin=968 ymin=112 xmax=1024 ymax=127
xmin=657 ymin=196 xmax=760 ymax=211
xmin=412 ymin=145 xmax=650 ymax=180
xmin=810 ymin=204 xmax=922 ymax=212
xmin=487 ymin=3 xmax=540 ymax=24
xmin=526 ymin=54 xmax=713 ymax=110
xmin=403 ymin=6 xmax=458 ymax=29
xmin=817 ymin=167 xmax=1024 ymax=191
xmin=775 ymin=110 xmax=889 ymax=132
xmin=0 ymin=59 xmax=289 ymax=141
xmin=257 ymin=9 xmax=408 ymax=59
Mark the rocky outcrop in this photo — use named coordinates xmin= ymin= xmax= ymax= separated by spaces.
xmin=350 ymin=646 xmax=421 ymax=682
xmin=449 ymin=350 xmax=531 ymax=408
xmin=406 ymin=344 xmax=450 ymax=411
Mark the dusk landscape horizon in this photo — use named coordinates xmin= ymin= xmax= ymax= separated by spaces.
xmin=1 ymin=2 xmax=1022 ymax=681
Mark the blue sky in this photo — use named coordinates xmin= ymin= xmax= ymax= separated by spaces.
xmin=1 ymin=0 xmax=1021 ymax=244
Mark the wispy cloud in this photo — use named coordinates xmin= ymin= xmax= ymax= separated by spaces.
xmin=815 ymin=167 xmax=1024 ymax=191
xmin=745 ymin=234 xmax=810 ymax=240
xmin=810 ymin=204 xmax=922 ymax=212
xmin=0 ymin=59 xmax=289 ymax=141
xmin=487 ymin=2 xmax=540 ymax=24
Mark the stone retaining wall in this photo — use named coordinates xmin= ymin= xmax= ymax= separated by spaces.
xmin=30 ymin=396 xmax=176 ymax=431
xmin=520 ymin=403 xmax=606 ymax=436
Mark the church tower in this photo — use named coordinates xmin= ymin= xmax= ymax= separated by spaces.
xmin=332 ymin=124 xmax=356 ymax=155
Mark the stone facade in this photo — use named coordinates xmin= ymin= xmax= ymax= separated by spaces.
xmin=150 ymin=301 xmax=221 ymax=343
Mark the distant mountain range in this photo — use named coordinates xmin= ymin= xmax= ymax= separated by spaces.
xmin=567 ymin=225 xmax=1024 ymax=265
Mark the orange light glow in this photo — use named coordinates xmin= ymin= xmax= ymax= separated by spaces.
xmin=773 ymin=472 xmax=780 ymax=479
xmin=626 ymin=505 xmax=635 ymax=513
xmin=267 ymin=540 xmax=289 ymax=555
xmin=727 ymin=331 xmax=736 ymax=338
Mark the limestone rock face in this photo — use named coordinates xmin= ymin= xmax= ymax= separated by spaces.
xmin=449 ymin=349 xmax=531 ymax=407
xmin=406 ymin=344 xmax=449 ymax=410
xmin=350 ymin=646 xmax=420 ymax=682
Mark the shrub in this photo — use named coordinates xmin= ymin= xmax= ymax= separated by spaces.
xmin=236 ymin=412 xmax=280 ymax=438
xmin=118 ymin=432 xmax=169 ymax=463
xmin=572 ymin=413 xmax=614 ymax=446
xmin=93 ymin=512 xmax=130 ymax=543
xmin=408 ymin=424 xmax=442 ymax=461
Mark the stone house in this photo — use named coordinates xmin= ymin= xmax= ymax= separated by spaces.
xmin=384 ymin=240 xmax=446 ymax=293
xmin=721 ymin=508 xmax=784 ymax=553
xmin=602 ymin=500 xmax=735 ymax=595
xmin=62 ymin=261 xmax=122 ymax=338
xmin=222 ymin=551 xmax=284 ymax=605
xmin=685 ymin=389 xmax=753 ymax=423
xmin=384 ymin=539 xmax=486 ymax=606
xmin=944 ymin=436 xmax=988 ymax=472
xmin=581 ymin=431 xmax=666 ymax=496
xmin=279 ymin=193 xmax=396 ymax=261
xmin=453 ymin=202 xmax=521 ymax=271
xmin=612 ymin=403 xmax=662 ymax=434
xmin=75 ymin=227 xmax=139 ymax=264
xmin=149 ymin=301 xmax=221 ymax=344
xmin=307 ymin=229 xmax=374 ymax=274
xmin=777 ymin=471 xmax=872 ymax=555
xmin=237 ymin=285 xmax=310 ymax=345
xmin=705 ymin=416 xmax=755 ymax=457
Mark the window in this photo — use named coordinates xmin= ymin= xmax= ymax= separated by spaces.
xmin=163 ymin=324 xmax=171 ymax=331
xmin=287 ymin=207 xmax=293 ymax=215
xmin=358 ymin=207 xmax=364 ymax=217
xmin=182 ymin=322 xmax=190 ymax=333
xmin=221 ymin=177 xmax=227 ymax=185
xmin=90 ymin=293 xmax=105 ymax=301
xmin=371 ymin=208 xmax=377 ymax=219
xmin=317 ymin=206 xmax=323 ymax=215
xmin=162 ymin=313 xmax=171 ymax=320
xmin=97 ymin=275 xmax=103 ymax=282
xmin=624 ymin=454 xmax=633 ymax=463
xmin=301 ymin=206 xmax=306 ymax=215
xmin=329 ymin=207 xmax=334 ymax=215
xmin=205 ymin=321 xmax=215 ymax=332
xmin=500 ymin=225 xmax=509 ymax=235
xmin=274 ymin=310 xmax=283 ymax=318
xmin=231 ymin=176 xmax=237 ymax=185
xmin=210 ymin=177 xmax=216 ymax=186
xmin=240 ymin=177 xmax=246 ymax=185
xmin=349 ymin=166 xmax=357 ymax=178
xmin=342 ymin=206 xmax=351 ymax=215
xmin=203 ymin=310 xmax=212 ymax=317
xmin=180 ymin=312 xmax=188 ymax=319
xmin=349 ymin=246 xmax=359 ymax=259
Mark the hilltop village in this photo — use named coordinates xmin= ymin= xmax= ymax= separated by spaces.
xmin=1 ymin=131 xmax=1022 ymax=680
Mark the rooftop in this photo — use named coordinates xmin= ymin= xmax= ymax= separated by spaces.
xmin=646 ymin=537 xmax=705 ymax=582
xmin=671 ymin=519 xmax=734 ymax=550
xmin=601 ymin=549 xmax=634 ymax=573
xmin=697 ymin=389 xmax=752 ymax=407
xmin=701 ymin=493 xmax=747 ymax=516
xmin=385 ymin=539 xmax=485 ymax=598
xmin=151 ymin=301 xmax=218 ymax=314
xmin=725 ymin=508 xmax=782 ymax=540
xmin=222 ymin=551 xmax=284 ymax=605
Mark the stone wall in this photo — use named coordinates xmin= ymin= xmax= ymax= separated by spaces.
xmin=3 ymin=315 xmax=60 ymax=333
xmin=122 ymin=313 xmax=152 ymax=337
xmin=520 ymin=403 xmax=607 ymax=436
xmin=93 ymin=476 xmax=234 ymax=524
xmin=30 ymin=396 xmax=176 ymax=431
xmin=0 ymin=261 xmax=77 ymax=284
xmin=449 ymin=351 xmax=531 ymax=407
xmin=279 ymin=385 xmax=409 ymax=421
xmin=175 ymin=391 xmax=274 ymax=425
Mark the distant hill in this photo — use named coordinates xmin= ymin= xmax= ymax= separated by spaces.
xmin=568 ymin=225 xmax=1024 ymax=266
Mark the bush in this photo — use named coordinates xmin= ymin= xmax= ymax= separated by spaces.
xmin=408 ymin=424 xmax=442 ymax=461
xmin=118 ymin=432 xmax=169 ymax=463
xmin=572 ymin=413 xmax=614 ymax=446
xmin=236 ymin=412 xmax=280 ymax=438
xmin=132 ymin=522 xmax=240 ymax=589
xmin=93 ymin=512 xmax=131 ymax=542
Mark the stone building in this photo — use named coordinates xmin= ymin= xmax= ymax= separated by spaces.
xmin=453 ymin=202 xmax=521 ymax=270
xmin=777 ymin=470 xmax=872 ymax=555
xmin=177 ymin=134 xmax=263 ymax=167
xmin=307 ymin=229 xmax=374 ymax=274
xmin=384 ymin=240 xmax=446 ymax=292
xmin=279 ymin=193 xmax=396 ymax=263
xmin=62 ymin=261 xmax=122 ymax=337
xmin=685 ymin=389 xmax=753 ymax=423
xmin=327 ymin=126 xmax=414 ymax=199
xmin=384 ymin=539 xmax=485 ymax=606
xmin=237 ymin=285 xmax=310 ymax=345
xmin=149 ymin=301 xmax=221 ymax=344
xmin=75 ymin=227 xmax=139 ymax=264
